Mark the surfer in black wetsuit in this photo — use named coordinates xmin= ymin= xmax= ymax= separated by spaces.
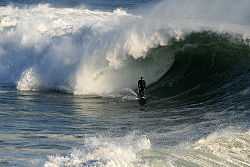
xmin=138 ymin=77 xmax=146 ymax=97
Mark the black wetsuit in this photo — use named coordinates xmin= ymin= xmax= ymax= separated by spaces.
xmin=138 ymin=79 xmax=146 ymax=97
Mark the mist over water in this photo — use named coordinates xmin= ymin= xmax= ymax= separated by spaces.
xmin=1 ymin=0 xmax=250 ymax=166
xmin=0 ymin=3 xmax=174 ymax=95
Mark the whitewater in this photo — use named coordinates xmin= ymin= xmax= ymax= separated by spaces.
xmin=1 ymin=0 xmax=250 ymax=166
xmin=0 ymin=4 xmax=174 ymax=95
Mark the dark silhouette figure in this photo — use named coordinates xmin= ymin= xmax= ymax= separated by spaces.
xmin=138 ymin=77 xmax=146 ymax=97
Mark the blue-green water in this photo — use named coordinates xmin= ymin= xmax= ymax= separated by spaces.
xmin=1 ymin=81 xmax=250 ymax=166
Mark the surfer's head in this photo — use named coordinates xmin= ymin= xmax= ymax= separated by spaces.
xmin=141 ymin=76 xmax=143 ymax=80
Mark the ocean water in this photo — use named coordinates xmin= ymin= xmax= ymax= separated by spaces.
xmin=1 ymin=0 xmax=250 ymax=166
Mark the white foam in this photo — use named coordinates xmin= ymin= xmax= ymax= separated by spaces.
xmin=17 ymin=68 xmax=41 ymax=91
xmin=146 ymin=128 xmax=250 ymax=167
xmin=0 ymin=4 xmax=176 ymax=95
xmin=193 ymin=128 xmax=250 ymax=164
xmin=43 ymin=134 xmax=151 ymax=167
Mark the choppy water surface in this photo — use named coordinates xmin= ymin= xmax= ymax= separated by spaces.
xmin=1 ymin=82 xmax=250 ymax=166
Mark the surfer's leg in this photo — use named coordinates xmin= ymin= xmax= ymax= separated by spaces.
xmin=141 ymin=89 xmax=144 ymax=97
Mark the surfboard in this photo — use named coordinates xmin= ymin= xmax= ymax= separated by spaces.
xmin=137 ymin=95 xmax=146 ymax=105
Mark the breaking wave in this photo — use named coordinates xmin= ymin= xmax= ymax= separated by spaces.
xmin=0 ymin=0 xmax=250 ymax=97
xmin=0 ymin=4 xmax=175 ymax=95
xmin=149 ymin=31 xmax=250 ymax=100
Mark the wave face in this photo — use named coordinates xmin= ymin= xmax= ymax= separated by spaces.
xmin=149 ymin=31 xmax=250 ymax=100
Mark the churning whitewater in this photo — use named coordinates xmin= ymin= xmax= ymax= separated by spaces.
xmin=0 ymin=4 xmax=174 ymax=95
xmin=1 ymin=0 xmax=250 ymax=167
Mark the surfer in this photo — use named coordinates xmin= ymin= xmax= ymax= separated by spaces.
xmin=138 ymin=76 xmax=146 ymax=97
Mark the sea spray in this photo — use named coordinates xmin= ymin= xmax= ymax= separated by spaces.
xmin=0 ymin=5 xmax=175 ymax=94
xmin=44 ymin=133 xmax=151 ymax=167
